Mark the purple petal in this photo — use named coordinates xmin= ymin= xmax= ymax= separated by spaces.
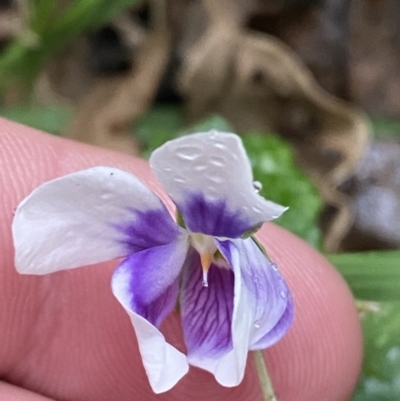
xmin=250 ymin=291 xmax=294 ymax=350
xmin=180 ymin=248 xmax=234 ymax=360
xmin=111 ymin=238 xmax=190 ymax=392
xmin=177 ymin=192 xmax=255 ymax=237
xmin=112 ymin=236 xmax=189 ymax=327
xmin=150 ymin=131 xmax=287 ymax=238
xmin=217 ymin=238 xmax=293 ymax=350
xmin=111 ymin=237 xmax=191 ymax=392
xmin=182 ymin=240 xmax=251 ymax=386
xmin=114 ymin=207 xmax=182 ymax=254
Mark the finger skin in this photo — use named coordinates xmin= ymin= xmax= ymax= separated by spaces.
xmin=0 ymin=383 xmax=55 ymax=401
xmin=0 ymin=119 xmax=362 ymax=401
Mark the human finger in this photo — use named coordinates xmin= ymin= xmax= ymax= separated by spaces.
xmin=0 ymin=119 xmax=362 ymax=401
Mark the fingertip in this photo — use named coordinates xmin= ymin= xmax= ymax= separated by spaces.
xmin=0 ymin=120 xmax=362 ymax=401
xmin=0 ymin=382 xmax=56 ymax=400
xmin=258 ymin=224 xmax=363 ymax=401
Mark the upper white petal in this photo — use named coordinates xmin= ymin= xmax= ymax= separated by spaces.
xmin=150 ymin=131 xmax=287 ymax=235
xmin=12 ymin=166 xmax=175 ymax=274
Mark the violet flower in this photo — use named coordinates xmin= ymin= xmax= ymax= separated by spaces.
xmin=12 ymin=131 xmax=294 ymax=393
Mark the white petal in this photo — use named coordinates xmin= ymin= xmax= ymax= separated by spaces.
xmin=112 ymin=265 xmax=189 ymax=393
xmin=150 ymin=131 xmax=287 ymax=237
xmin=13 ymin=167 xmax=179 ymax=274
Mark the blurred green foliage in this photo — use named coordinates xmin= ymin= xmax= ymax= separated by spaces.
xmin=135 ymin=105 xmax=184 ymax=157
xmin=242 ymin=134 xmax=322 ymax=248
xmin=371 ymin=117 xmax=400 ymax=139
xmin=332 ymin=252 xmax=400 ymax=400
xmin=0 ymin=0 xmax=138 ymax=96
xmin=353 ymin=303 xmax=400 ymax=401
xmin=328 ymin=251 xmax=400 ymax=301
xmin=0 ymin=105 xmax=72 ymax=135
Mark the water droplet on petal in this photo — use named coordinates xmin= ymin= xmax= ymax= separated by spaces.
xmin=202 ymin=269 xmax=209 ymax=287
xmin=271 ymin=262 xmax=278 ymax=271
xmin=253 ymin=181 xmax=262 ymax=192
xmin=209 ymin=175 xmax=223 ymax=184
xmin=280 ymin=290 xmax=286 ymax=298
xmin=194 ymin=164 xmax=207 ymax=172
xmin=214 ymin=142 xmax=226 ymax=150
xmin=174 ymin=176 xmax=186 ymax=183
xmin=209 ymin=156 xmax=225 ymax=167
xmin=254 ymin=320 xmax=261 ymax=328
xmin=177 ymin=152 xmax=201 ymax=161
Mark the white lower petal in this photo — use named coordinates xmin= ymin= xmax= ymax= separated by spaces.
xmin=112 ymin=265 xmax=189 ymax=393
xmin=125 ymin=310 xmax=188 ymax=393
xmin=13 ymin=167 xmax=179 ymax=274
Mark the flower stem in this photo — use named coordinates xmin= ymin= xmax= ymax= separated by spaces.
xmin=253 ymin=350 xmax=278 ymax=401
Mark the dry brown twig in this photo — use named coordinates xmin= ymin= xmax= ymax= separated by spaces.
xmin=178 ymin=0 xmax=370 ymax=252
xmin=65 ymin=0 xmax=173 ymax=155
xmin=0 ymin=9 xmax=22 ymax=41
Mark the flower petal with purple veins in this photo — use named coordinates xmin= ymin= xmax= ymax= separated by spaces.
xmin=13 ymin=167 xmax=177 ymax=274
xmin=112 ymin=235 xmax=189 ymax=327
xmin=111 ymin=237 xmax=190 ymax=393
xmin=218 ymin=238 xmax=293 ymax=350
xmin=176 ymin=192 xmax=256 ymax=237
xmin=193 ymin=236 xmax=292 ymax=388
xmin=114 ymin=207 xmax=183 ymax=254
xmin=180 ymin=248 xmax=234 ymax=361
xmin=185 ymin=239 xmax=253 ymax=387
xmin=250 ymin=291 xmax=294 ymax=350
xmin=150 ymin=131 xmax=287 ymax=238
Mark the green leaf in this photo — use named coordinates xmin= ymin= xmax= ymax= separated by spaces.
xmin=371 ymin=116 xmax=400 ymax=139
xmin=135 ymin=105 xmax=184 ymax=158
xmin=328 ymin=251 xmax=400 ymax=301
xmin=352 ymin=302 xmax=400 ymax=401
xmin=242 ymin=133 xmax=323 ymax=248
xmin=183 ymin=114 xmax=234 ymax=134
xmin=0 ymin=105 xmax=73 ymax=135
xmin=0 ymin=0 xmax=139 ymax=95
xmin=52 ymin=0 xmax=139 ymax=42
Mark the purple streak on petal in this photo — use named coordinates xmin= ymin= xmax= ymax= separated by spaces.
xmin=112 ymin=239 xmax=188 ymax=327
xmin=135 ymin=280 xmax=178 ymax=328
xmin=180 ymin=248 xmax=234 ymax=359
xmin=178 ymin=192 xmax=255 ymax=238
xmin=250 ymin=291 xmax=294 ymax=350
xmin=113 ymin=207 xmax=182 ymax=253
xmin=217 ymin=238 xmax=293 ymax=348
